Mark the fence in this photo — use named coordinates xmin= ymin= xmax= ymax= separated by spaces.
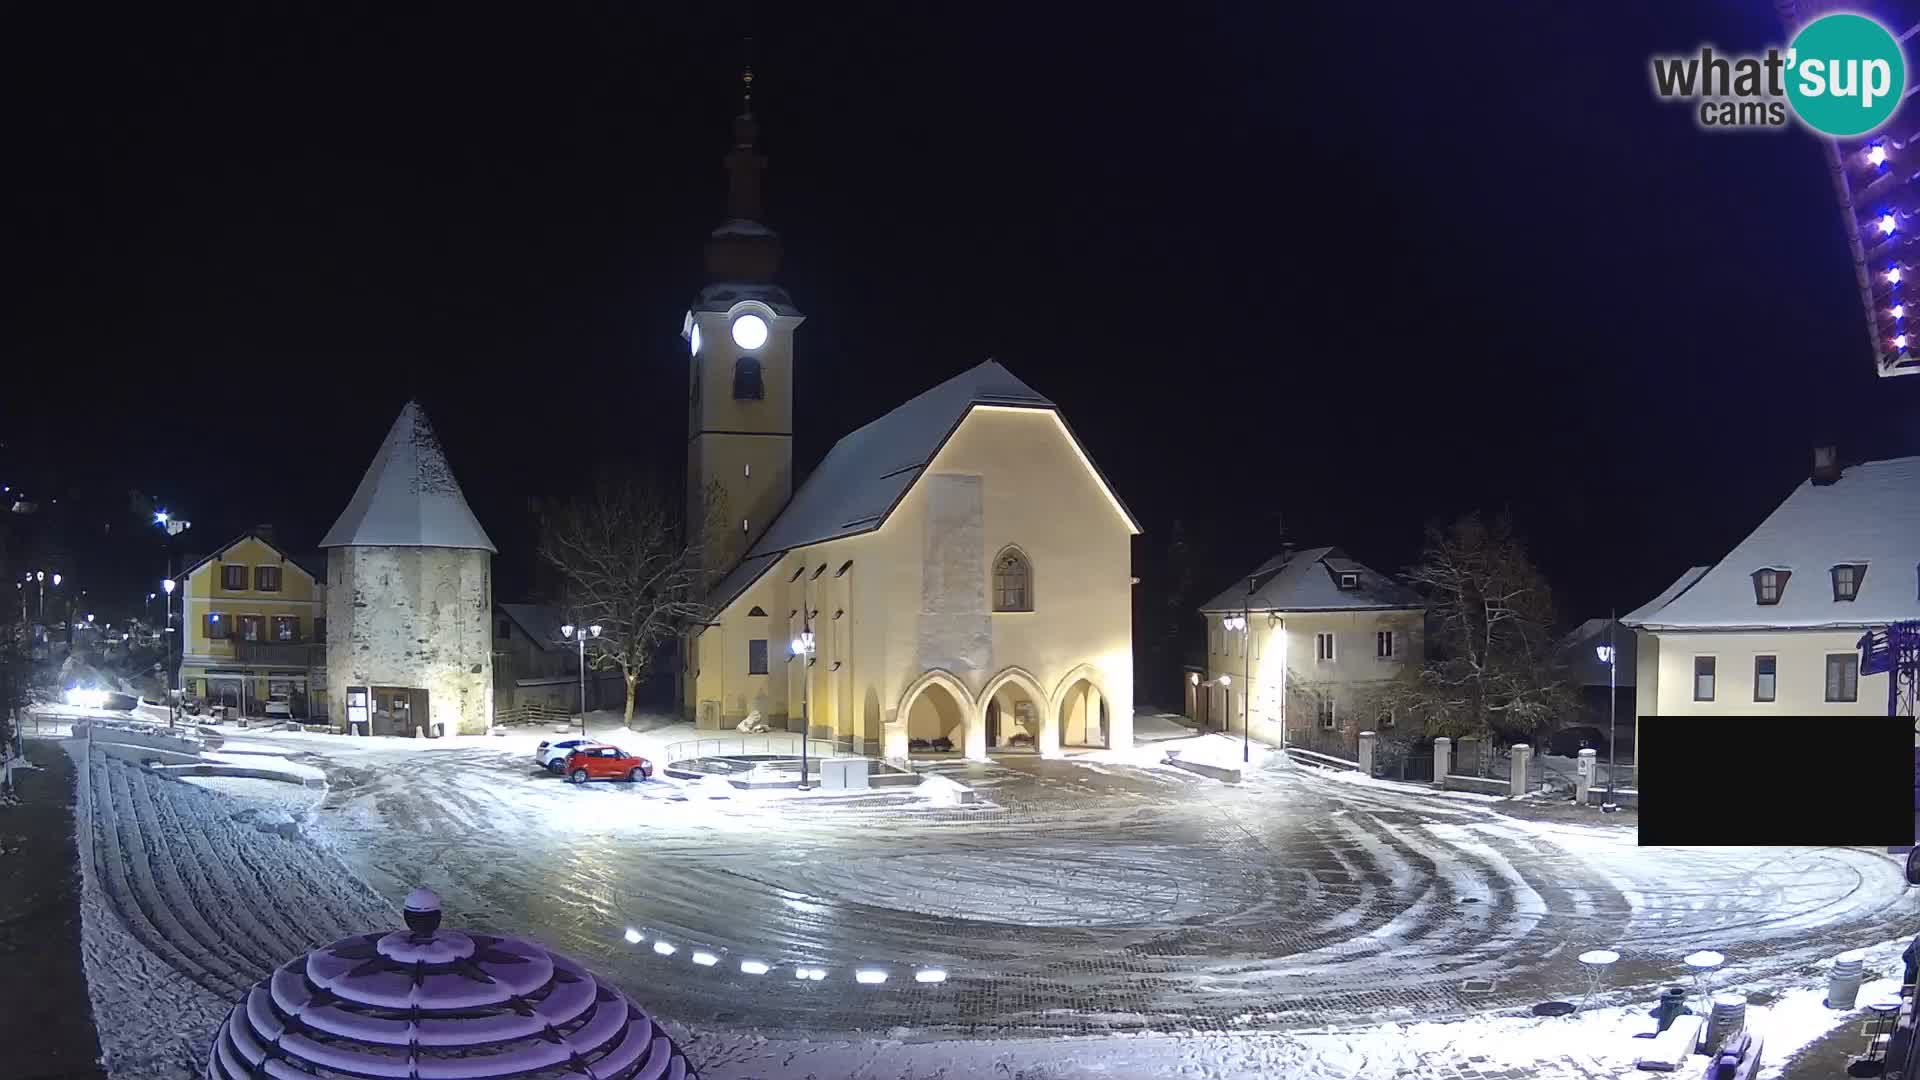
xmin=499 ymin=702 xmax=574 ymax=728
xmin=664 ymin=735 xmax=838 ymax=762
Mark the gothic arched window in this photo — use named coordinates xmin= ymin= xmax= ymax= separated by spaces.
xmin=993 ymin=547 xmax=1033 ymax=612
xmin=733 ymin=356 xmax=764 ymax=400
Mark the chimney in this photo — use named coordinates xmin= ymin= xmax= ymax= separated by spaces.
xmin=255 ymin=523 xmax=277 ymax=547
xmin=1811 ymin=446 xmax=1841 ymax=486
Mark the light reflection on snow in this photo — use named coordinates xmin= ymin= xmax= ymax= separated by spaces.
xmin=914 ymin=969 xmax=947 ymax=983
xmin=653 ymin=940 xmax=676 ymax=956
xmin=623 ymin=928 xmax=642 ymax=944
xmin=740 ymin=960 xmax=770 ymax=975
xmin=855 ymin=969 xmax=888 ymax=984
xmin=692 ymin=951 xmax=718 ymax=966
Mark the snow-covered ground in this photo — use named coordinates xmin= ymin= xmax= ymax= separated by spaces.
xmin=54 ymin=715 xmax=1920 ymax=1079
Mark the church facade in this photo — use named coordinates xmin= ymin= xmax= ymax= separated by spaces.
xmin=680 ymin=85 xmax=1139 ymax=761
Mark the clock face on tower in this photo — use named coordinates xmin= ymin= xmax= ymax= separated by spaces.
xmin=731 ymin=313 xmax=769 ymax=350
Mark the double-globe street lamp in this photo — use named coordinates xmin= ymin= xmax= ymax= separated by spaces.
xmin=162 ymin=576 xmax=178 ymax=727
xmin=790 ymin=622 xmax=816 ymax=791
xmin=1594 ymin=611 xmax=1619 ymax=813
xmin=559 ymin=623 xmax=602 ymax=740
xmin=1222 ymin=614 xmax=1253 ymax=763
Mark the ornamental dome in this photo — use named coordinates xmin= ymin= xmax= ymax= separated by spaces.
xmin=205 ymin=896 xmax=699 ymax=1079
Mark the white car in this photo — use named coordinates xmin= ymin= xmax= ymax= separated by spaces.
xmin=536 ymin=738 xmax=598 ymax=773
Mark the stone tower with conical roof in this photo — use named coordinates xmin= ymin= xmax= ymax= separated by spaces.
xmin=321 ymin=402 xmax=496 ymax=736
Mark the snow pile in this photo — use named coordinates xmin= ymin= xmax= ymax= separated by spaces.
xmin=1754 ymin=976 xmax=1905 ymax=1079
xmin=696 ymin=775 xmax=735 ymax=799
xmin=914 ymin=773 xmax=970 ymax=806
xmin=1073 ymin=730 xmax=1267 ymax=773
xmin=735 ymin=711 xmax=771 ymax=734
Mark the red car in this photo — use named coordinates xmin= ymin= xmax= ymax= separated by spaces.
xmin=563 ymin=745 xmax=652 ymax=784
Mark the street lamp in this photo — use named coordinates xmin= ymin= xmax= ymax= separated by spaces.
xmin=559 ymin=623 xmax=602 ymax=739
xmin=791 ymin=626 xmax=816 ymax=790
xmin=1595 ymin=612 xmax=1618 ymax=813
xmin=162 ymin=577 xmax=178 ymax=728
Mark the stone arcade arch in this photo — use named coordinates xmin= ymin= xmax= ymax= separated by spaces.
xmin=1053 ymin=663 xmax=1115 ymax=751
xmin=979 ymin=666 xmax=1054 ymax=757
xmin=892 ymin=669 xmax=983 ymax=761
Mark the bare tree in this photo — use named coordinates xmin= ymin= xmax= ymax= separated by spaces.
xmin=1380 ymin=514 xmax=1573 ymax=748
xmin=537 ymin=472 xmax=726 ymax=726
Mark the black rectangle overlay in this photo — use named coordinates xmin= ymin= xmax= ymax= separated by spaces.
xmin=1637 ymin=715 xmax=1914 ymax=847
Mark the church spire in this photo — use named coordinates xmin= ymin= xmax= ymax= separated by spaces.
xmin=724 ymin=47 xmax=766 ymax=223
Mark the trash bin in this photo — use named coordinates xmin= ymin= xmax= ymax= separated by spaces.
xmin=430 ymin=722 xmax=446 ymax=739
xmin=349 ymin=719 xmax=369 ymax=737
xmin=1655 ymin=987 xmax=1689 ymax=1032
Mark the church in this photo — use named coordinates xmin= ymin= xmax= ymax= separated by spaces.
xmin=680 ymin=78 xmax=1140 ymax=761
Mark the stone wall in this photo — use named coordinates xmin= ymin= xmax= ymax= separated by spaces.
xmin=326 ymin=546 xmax=493 ymax=735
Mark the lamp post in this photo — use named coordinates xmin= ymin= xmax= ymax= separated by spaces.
xmin=791 ymin=614 xmax=816 ymax=791
xmin=559 ymin=623 xmax=602 ymax=740
xmin=163 ymin=576 xmax=177 ymax=728
xmin=1595 ymin=612 xmax=1618 ymax=813
xmin=1223 ymin=613 xmax=1251 ymax=763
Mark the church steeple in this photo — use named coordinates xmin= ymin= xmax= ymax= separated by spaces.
xmin=705 ymin=47 xmax=783 ymax=282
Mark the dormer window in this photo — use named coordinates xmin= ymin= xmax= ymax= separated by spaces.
xmin=1338 ymin=572 xmax=1359 ymax=589
xmin=1752 ymin=568 xmax=1790 ymax=605
xmin=1830 ymin=563 xmax=1866 ymax=602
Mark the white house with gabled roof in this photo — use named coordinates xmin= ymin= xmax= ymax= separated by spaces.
xmin=1622 ymin=450 xmax=1920 ymax=740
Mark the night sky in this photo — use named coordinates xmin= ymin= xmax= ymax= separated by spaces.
xmin=8 ymin=3 xmax=1919 ymax=692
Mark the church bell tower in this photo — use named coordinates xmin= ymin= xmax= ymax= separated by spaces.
xmin=686 ymin=62 xmax=803 ymax=574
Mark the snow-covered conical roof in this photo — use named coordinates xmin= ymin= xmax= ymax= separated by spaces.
xmin=206 ymin=908 xmax=699 ymax=1079
xmin=320 ymin=401 xmax=497 ymax=553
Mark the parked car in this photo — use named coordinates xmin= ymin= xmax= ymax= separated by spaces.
xmin=563 ymin=745 xmax=652 ymax=784
xmin=536 ymin=737 xmax=597 ymax=773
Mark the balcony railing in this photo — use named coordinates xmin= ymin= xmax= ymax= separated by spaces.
xmin=232 ymin=640 xmax=325 ymax=667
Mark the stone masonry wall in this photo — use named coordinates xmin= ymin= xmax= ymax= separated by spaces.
xmin=326 ymin=546 xmax=494 ymax=735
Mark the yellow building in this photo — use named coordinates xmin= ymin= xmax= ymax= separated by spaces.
xmin=679 ymin=97 xmax=1141 ymax=760
xmin=175 ymin=530 xmax=328 ymax=720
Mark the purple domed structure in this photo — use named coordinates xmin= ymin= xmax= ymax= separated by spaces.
xmin=206 ymin=891 xmax=699 ymax=1079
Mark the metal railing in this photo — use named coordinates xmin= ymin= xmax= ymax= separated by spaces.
xmin=665 ymin=735 xmax=838 ymax=762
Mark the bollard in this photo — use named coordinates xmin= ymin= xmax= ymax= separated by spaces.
xmin=1433 ymin=737 xmax=1452 ymax=788
xmin=1577 ymin=748 xmax=1596 ymax=805
xmin=1510 ymin=743 xmax=1531 ymax=797
xmin=1827 ymin=950 xmax=1866 ymax=1009
xmin=1703 ymin=993 xmax=1747 ymax=1053
xmin=1358 ymin=731 xmax=1376 ymax=776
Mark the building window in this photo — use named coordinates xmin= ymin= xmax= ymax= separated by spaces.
xmin=496 ymin=617 xmax=511 ymax=639
xmin=254 ymin=565 xmax=282 ymax=592
xmin=1378 ymin=706 xmax=1396 ymax=728
xmin=1751 ymin=568 xmax=1789 ymax=605
xmin=1831 ymin=563 xmax=1866 ymax=602
xmin=747 ymin=606 xmax=767 ymax=617
xmin=1376 ymin=630 xmax=1395 ymax=659
xmin=993 ymin=548 xmax=1033 ymax=612
xmin=733 ymin=356 xmax=764 ymax=400
xmin=272 ymin=616 xmax=300 ymax=642
xmin=1754 ymin=655 xmax=1776 ymax=702
xmin=1826 ymin=654 xmax=1860 ymax=702
xmin=314 ymin=618 xmax=327 ymax=643
xmin=1338 ymin=572 xmax=1358 ymax=589
xmin=1317 ymin=696 xmax=1337 ymax=730
xmin=1316 ymin=632 xmax=1336 ymax=662
xmin=238 ymin=615 xmax=265 ymax=642
xmin=1693 ymin=656 xmax=1716 ymax=701
xmin=205 ymin=612 xmax=229 ymax=639
xmin=748 ymin=639 xmax=769 ymax=675
xmin=222 ymin=564 xmax=248 ymax=591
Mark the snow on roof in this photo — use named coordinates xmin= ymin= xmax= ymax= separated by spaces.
xmin=691 ymin=281 xmax=801 ymax=316
xmin=704 ymin=360 xmax=1139 ymax=613
xmin=319 ymin=402 xmax=497 ymax=553
xmin=1199 ymin=546 xmax=1423 ymax=614
xmin=1620 ymin=566 xmax=1710 ymax=627
xmin=1622 ymin=455 xmax=1920 ymax=630
xmin=711 ymin=218 xmax=776 ymax=238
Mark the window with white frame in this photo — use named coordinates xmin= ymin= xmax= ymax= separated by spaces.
xmin=1315 ymin=632 xmax=1335 ymax=662
xmin=1754 ymin=655 xmax=1776 ymax=702
xmin=1376 ymin=630 xmax=1395 ymax=659
xmin=1316 ymin=695 xmax=1337 ymax=730
xmin=1831 ymin=563 xmax=1866 ymax=602
xmin=993 ymin=548 xmax=1032 ymax=612
xmin=1826 ymin=653 xmax=1859 ymax=702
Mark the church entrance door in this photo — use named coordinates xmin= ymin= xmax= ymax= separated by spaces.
xmin=985 ymin=700 xmax=1000 ymax=747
